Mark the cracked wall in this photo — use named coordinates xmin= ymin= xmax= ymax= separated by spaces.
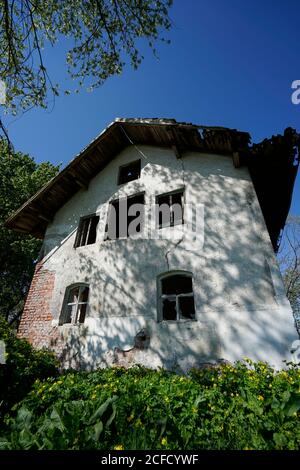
xmin=19 ymin=145 xmax=298 ymax=371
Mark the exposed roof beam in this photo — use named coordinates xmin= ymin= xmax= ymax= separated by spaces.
xmin=232 ymin=151 xmax=240 ymax=168
xmin=5 ymin=118 xmax=298 ymax=251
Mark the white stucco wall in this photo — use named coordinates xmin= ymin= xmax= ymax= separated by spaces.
xmin=39 ymin=145 xmax=298 ymax=370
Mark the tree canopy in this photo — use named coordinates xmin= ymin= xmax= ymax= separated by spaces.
xmin=0 ymin=141 xmax=59 ymax=322
xmin=0 ymin=0 xmax=172 ymax=114
xmin=0 ymin=0 xmax=172 ymax=318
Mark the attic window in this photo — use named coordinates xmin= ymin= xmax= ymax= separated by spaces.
xmin=159 ymin=272 xmax=195 ymax=321
xmin=75 ymin=214 xmax=99 ymax=248
xmin=118 ymin=159 xmax=141 ymax=185
xmin=105 ymin=193 xmax=145 ymax=240
xmin=59 ymin=284 xmax=89 ymax=325
xmin=156 ymin=190 xmax=184 ymax=229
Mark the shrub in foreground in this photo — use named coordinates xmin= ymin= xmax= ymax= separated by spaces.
xmin=1 ymin=360 xmax=300 ymax=450
xmin=0 ymin=317 xmax=59 ymax=421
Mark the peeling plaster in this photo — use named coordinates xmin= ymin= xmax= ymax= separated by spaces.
xmin=21 ymin=145 xmax=298 ymax=371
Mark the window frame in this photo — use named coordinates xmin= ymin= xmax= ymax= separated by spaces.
xmin=74 ymin=213 xmax=100 ymax=248
xmin=117 ymin=159 xmax=141 ymax=185
xmin=59 ymin=283 xmax=89 ymax=326
xmin=156 ymin=188 xmax=185 ymax=229
xmin=157 ymin=271 xmax=196 ymax=322
xmin=104 ymin=191 xmax=145 ymax=240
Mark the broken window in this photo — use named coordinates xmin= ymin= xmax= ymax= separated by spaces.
xmin=159 ymin=272 xmax=195 ymax=321
xmin=105 ymin=193 xmax=145 ymax=240
xmin=59 ymin=284 xmax=89 ymax=325
xmin=118 ymin=159 xmax=141 ymax=185
xmin=74 ymin=214 xmax=99 ymax=248
xmin=156 ymin=190 xmax=184 ymax=228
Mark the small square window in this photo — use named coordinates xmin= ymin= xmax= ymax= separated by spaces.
xmin=162 ymin=298 xmax=177 ymax=320
xmin=59 ymin=284 xmax=89 ymax=325
xmin=156 ymin=190 xmax=184 ymax=229
xmin=118 ymin=160 xmax=141 ymax=185
xmin=159 ymin=273 xmax=195 ymax=322
xmin=179 ymin=297 xmax=195 ymax=319
xmin=105 ymin=193 xmax=145 ymax=240
xmin=75 ymin=214 xmax=99 ymax=248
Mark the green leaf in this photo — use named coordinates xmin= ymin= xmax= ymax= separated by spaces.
xmin=19 ymin=428 xmax=35 ymax=450
xmin=15 ymin=407 xmax=32 ymax=430
xmin=282 ymin=391 xmax=291 ymax=403
xmin=193 ymin=394 xmax=206 ymax=407
xmin=89 ymin=395 xmax=118 ymax=424
xmin=158 ymin=416 xmax=167 ymax=439
xmin=94 ymin=421 xmax=103 ymax=440
xmin=0 ymin=438 xmax=10 ymax=450
xmin=49 ymin=407 xmax=66 ymax=432
xmin=273 ymin=432 xmax=287 ymax=447
xmin=284 ymin=394 xmax=300 ymax=416
xmin=106 ymin=401 xmax=117 ymax=428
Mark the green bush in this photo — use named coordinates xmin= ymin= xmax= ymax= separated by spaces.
xmin=1 ymin=360 xmax=300 ymax=450
xmin=0 ymin=317 xmax=59 ymax=422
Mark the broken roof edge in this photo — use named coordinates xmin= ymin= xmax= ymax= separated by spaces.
xmin=5 ymin=117 xmax=250 ymax=235
xmin=247 ymin=126 xmax=300 ymax=251
xmin=13 ymin=118 xmax=251 ymax=188
xmin=115 ymin=116 xmax=246 ymax=130
xmin=5 ymin=120 xmax=119 ymax=229
xmin=8 ymin=117 xmax=244 ymax=215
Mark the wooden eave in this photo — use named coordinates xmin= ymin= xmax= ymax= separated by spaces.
xmin=5 ymin=118 xmax=250 ymax=238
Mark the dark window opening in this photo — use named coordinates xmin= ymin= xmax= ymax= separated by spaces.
xmin=105 ymin=193 xmax=145 ymax=240
xmin=156 ymin=190 xmax=184 ymax=228
xmin=118 ymin=160 xmax=141 ymax=185
xmin=161 ymin=274 xmax=193 ymax=295
xmin=162 ymin=298 xmax=177 ymax=321
xmin=75 ymin=215 xmax=99 ymax=248
xmin=60 ymin=284 xmax=89 ymax=325
xmin=159 ymin=273 xmax=195 ymax=321
xmin=179 ymin=297 xmax=195 ymax=320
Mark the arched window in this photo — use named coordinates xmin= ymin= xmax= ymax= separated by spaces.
xmin=59 ymin=284 xmax=89 ymax=325
xmin=158 ymin=272 xmax=195 ymax=322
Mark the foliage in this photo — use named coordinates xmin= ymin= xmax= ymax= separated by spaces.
xmin=279 ymin=215 xmax=300 ymax=334
xmin=0 ymin=396 xmax=117 ymax=450
xmin=1 ymin=360 xmax=300 ymax=450
xmin=284 ymin=268 xmax=300 ymax=333
xmin=0 ymin=312 xmax=59 ymax=422
xmin=0 ymin=140 xmax=59 ymax=321
xmin=0 ymin=0 xmax=172 ymax=114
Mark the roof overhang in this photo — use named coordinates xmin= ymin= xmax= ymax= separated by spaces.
xmin=4 ymin=118 xmax=299 ymax=251
xmin=4 ymin=118 xmax=250 ymax=238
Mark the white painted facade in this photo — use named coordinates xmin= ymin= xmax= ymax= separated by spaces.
xmin=40 ymin=145 xmax=297 ymax=370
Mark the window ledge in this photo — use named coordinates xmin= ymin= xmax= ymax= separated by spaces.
xmin=158 ymin=318 xmax=197 ymax=324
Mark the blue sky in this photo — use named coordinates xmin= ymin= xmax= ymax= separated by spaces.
xmin=4 ymin=0 xmax=300 ymax=215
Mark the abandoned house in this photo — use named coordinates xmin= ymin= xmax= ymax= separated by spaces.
xmin=5 ymin=118 xmax=300 ymax=370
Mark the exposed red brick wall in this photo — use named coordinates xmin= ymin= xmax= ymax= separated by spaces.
xmin=18 ymin=262 xmax=61 ymax=351
xmin=18 ymin=262 xmax=86 ymax=367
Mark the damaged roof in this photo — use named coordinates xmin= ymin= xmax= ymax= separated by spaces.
xmin=4 ymin=118 xmax=300 ymax=251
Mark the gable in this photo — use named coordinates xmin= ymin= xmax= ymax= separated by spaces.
xmin=4 ymin=118 xmax=249 ymax=238
xmin=4 ymin=118 xmax=299 ymax=251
